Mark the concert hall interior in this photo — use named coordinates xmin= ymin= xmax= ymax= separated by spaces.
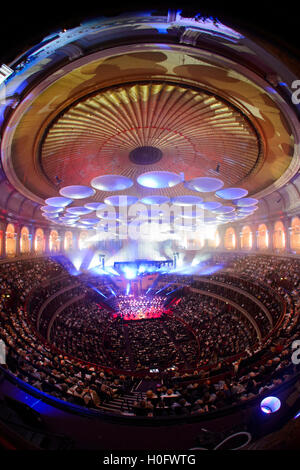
xmin=0 ymin=3 xmax=300 ymax=452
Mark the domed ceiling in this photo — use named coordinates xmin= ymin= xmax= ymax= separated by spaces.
xmin=0 ymin=12 xmax=299 ymax=225
xmin=40 ymin=81 xmax=260 ymax=196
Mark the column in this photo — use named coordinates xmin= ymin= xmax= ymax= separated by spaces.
xmin=267 ymin=223 xmax=274 ymax=252
xmin=44 ymin=228 xmax=51 ymax=254
xmin=0 ymin=223 xmax=5 ymax=258
xmin=15 ymin=224 xmax=21 ymax=257
xmin=283 ymin=217 xmax=291 ymax=253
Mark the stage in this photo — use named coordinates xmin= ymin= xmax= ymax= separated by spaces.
xmin=112 ymin=294 xmax=170 ymax=321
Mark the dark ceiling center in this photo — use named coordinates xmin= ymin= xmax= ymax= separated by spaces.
xmin=129 ymin=146 xmax=163 ymax=165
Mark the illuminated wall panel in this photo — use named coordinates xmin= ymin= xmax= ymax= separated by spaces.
xmin=34 ymin=228 xmax=45 ymax=253
xmin=20 ymin=226 xmax=30 ymax=254
xmin=224 ymin=227 xmax=236 ymax=250
xmin=257 ymin=224 xmax=268 ymax=250
xmin=240 ymin=225 xmax=253 ymax=250
xmin=5 ymin=224 xmax=16 ymax=257
xmin=49 ymin=230 xmax=60 ymax=252
xmin=273 ymin=220 xmax=286 ymax=250
xmin=64 ymin=231 xmax=73 ymax=251
xmin=291 ymin=217 xmax=300 ymax=253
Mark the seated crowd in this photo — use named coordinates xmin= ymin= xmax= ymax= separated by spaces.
xmin=0 ymin=254 xmax=299 ymax=417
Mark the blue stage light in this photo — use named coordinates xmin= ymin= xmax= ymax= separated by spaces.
xmin=260 ymin=396 xmax=281 ymax=414
xmin=90 ymin=285 xmax=107 ymax=298
xmin=123 ymin=266 xmax=137 ymax=280
xmin=105 ymin=266 xmax=120 ymax=276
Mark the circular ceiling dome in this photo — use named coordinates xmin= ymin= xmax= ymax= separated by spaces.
xmin=41 ymin=206 xmax=63 ymax=213
xmin=40 ymin=82 xmax=261 ymax=194
xmin=213 ymin=206 xmax=235 ymax=214
xmin=42 ymin=212 xmax=59 ymax=218
xmin=45 ymin=197 xmax=73 ymax=207
xmin=84 ymin=202 xmax=108 ymax=210
xmin=59 ymin=185 xmax=96 ymax=199
xmin=139 ymin=195 xmax=170 ymax=205
xmin=171 ymin=195 xmax=204 ymax=206
xmin=104 ymin=195 xmax=138 ymax=206
xmin=216 ymin=188 xmax=248 ymax=200
xmin=185 ymin=177 xmax=224 ymax=192
xmin=62 ymin=213 xmax=81 ymax=219
xmin=1 ymin=9 xmax=300 ymax=225
xmin=238 ymin=206 xmax=259 ymax=213
xmin=200 ymin=201 xmax=223 ymax=211
xmin=66 ymin=207 xmax=94 ymax=215
xmin=1 ymin=14 xmax=298 ymax=221
xmin=80 ymin=218 xmax=100 ymax=225
xmin=236 ymin=197 xmax=259 ymax=207
xmin=91 ymin=175 xmax=133 ymax=191
xmin=137 ymin=171 xmax=182 ymax=189
xmin=59 ymin=216 xmax=80 ymax=222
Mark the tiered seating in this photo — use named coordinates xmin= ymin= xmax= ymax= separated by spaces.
xmin=0 ymin=254 xmax=299 ymax=418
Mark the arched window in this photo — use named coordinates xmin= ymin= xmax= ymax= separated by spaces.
xmin=291 ymin=217 xmax=300 ymax=253
xmin=224 ymin=227 xmax=236 ymax=250
xmin=20 ymin=226 xmax=30 ymax=254
xmin=78 ymin=230 xmax=89 ymax=250
xmin=49 ymin=230 xmax=60 ymax=252
xmin=257 ymin=224 xmax=268 ymax=250
xmin=34 ymin=228 xmax=45 ymax=253
xmin=240 ymin=226 xmax=253 ymax=250
xmin=64 ymin=231 xmax=73 ymax=251
xmin=273 ymin=220 xmax=286 ymax=250
xmin=5 ymin=223 xmax=16 ymax=257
